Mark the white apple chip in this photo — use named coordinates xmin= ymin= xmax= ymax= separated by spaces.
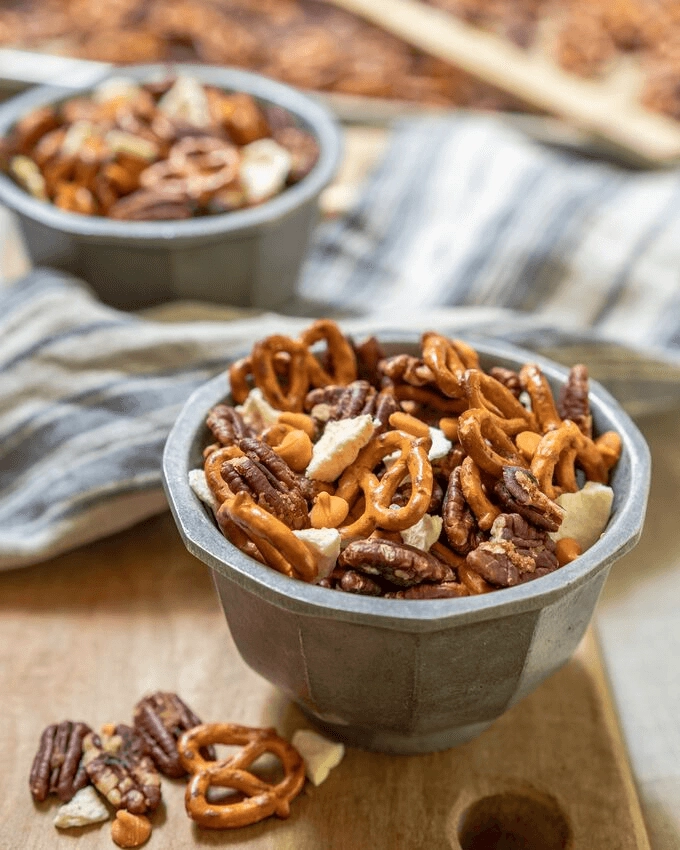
xmin=54 ymin=786 xmax=109 ymax=829
xmin=400 ymin=514 xmax=443 ymax=552
xmin=305 ymin=415 xmax=374 ymax=482
xmin=292 ymin=729 xmax=345 ymax=787
xmin=550 ymin=482 xmax=614 ymax=550
xmin=293 ymin=528 xmax=341 ymax=581
xmin=188 ymin=469 xmax=218 ymax=512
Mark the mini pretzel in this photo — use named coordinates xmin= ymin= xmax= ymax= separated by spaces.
xmin=457 ymin=409 xmax=526 ymax=477
xmin=459 ymin=456 xmax=500 ymax=531
xmin=422 ymin=332 xmax=479 ymax=398
xmin=178 ymin=723 xmax=305 ymax=829
xmin=336 ymin=431 xmax=433 ymax=539
xmin=251 ymin=335 xmax=310 ymax=412
xmin=391 ymin=384 xmax=468 ymax=414
xmin=464 ymin=369 xmax=536 ymax=434
xmin=220 ymin=492 xmax=318 ymax=581
xmin=204 ymin=445 xmax=244 ymax=504
xmin=531 ymin=421 xmax=608 ymax=499
xmin=519 ymin=364 xmax=562 ymax=433
xmin=300 ymin=319 xmax=357 ymax=387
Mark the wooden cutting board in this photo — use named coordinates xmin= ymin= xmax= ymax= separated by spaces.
xmin=0 ymin=512 xmax=650 ymax=849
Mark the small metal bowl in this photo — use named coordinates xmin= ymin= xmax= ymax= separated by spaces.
xmin=162 ymin=335 xmax=650 ymax=754
xmin=0 ymin=64 xmax=342 ymax=310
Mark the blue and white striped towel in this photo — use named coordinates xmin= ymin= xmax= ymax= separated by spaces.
xmin=2 ymin=116 xmax=680 ymax=570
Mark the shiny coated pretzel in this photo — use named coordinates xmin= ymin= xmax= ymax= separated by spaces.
xmin=300 ymin=319 xmax=357 ymax=388
xmin=457 ymin=409 xmax=526 ymax=477
xmin=531 ymin=421 xmax=608 ymax=499
xmin=421 ymin=332 xmax=479 ymax=398
xmin=204 ymin=445 xmax=244 ymax=504
xmin=178 ymin=723 xmax=305 ymax=830
xmin=464 ymin=369 xmax=536 ymax=434
xmin=336 ymin=430 xmax=433 ymax=539
xmin=519 ymin=364 xmax=562 ymax=433
xmin=251 ymin=335 xmax=311 ymax=412
xmin=219 ymin=492 xmax=318 ymax=581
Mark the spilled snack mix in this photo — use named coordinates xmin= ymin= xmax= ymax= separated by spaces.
xmin=1 ymin=75 xmax=319 ymax=220
xmin=190 ymin=321 xmax=622 ymax=597
xmin=28 ymin=692 xmax=322 ymax=841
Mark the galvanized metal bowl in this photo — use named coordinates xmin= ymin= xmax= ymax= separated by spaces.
xmin=162 ymin=335 xmax=650 ymax=754
xmin=0 ymin=64 xmax=342 ymax=310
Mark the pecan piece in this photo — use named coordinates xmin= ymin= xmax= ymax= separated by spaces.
xmin=338 ymin=569 xmax=383 ymax=596
xmin=558 ymin=364 xmax=592 ymax=437
xmin=466 ymin=513 xmax=558 ymax=587
xmin=494 ymin=466 xmax=564 ymax=532
xmin=379 ymin=354 xmax=435 ymax=387
xmin=373 ymin=389 xmax=400 ymax=432
xmin=442 ymin=467 xmax=484 ymax=555
xmin=338 ymin=539 xmax=455 ymax=587
xmin=385 ymin=581 xmax=469 ymax=599
xmin=133 ymin=692 xmax=215 ymax=778
xmin=351 ymin=335 xmax=385 ymax=387
xmin=221 ymin=437 xmax=308 ymax=530
xmin=83 ymin=725 xmax=161 ymax=814
xmin=332 ymin=380 xmax=376 ymax=420
xmin=489 ymin=366 xmax=522 ymax=399
xmin=29 ymin=721 xmax=92 ymax=803
xmin=206 ymin=404 xmax=252 ymax=447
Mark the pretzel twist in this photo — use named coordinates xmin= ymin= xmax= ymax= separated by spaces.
xmin=457 ymin=409 xmax=526 ymax=477
xmin=459 ymin=456 xmax=500 ymax=531
xmin=204 ymin=445 xmax=245 ymax=504
xmin=228 ymin=357 xmax=253 ymax=404
xmin=300 ymin=319 xmax=357 ymax=387
xmin=421 ymin=332 xmax=478 ymax=398
xmin=531 ymin=421 xmax=608 ymax=499
xmin=178 ymin=724 xmax=305 ymax=830
xmin=219 ymin=492 xmax=318 ymax=581
xmin=464 ymin=369 xmax=537 ymax=434
xmin=336 ymin=431 xmax=433 ymax=539
xmin=519 ymin=364 xmax=562 ymax=433
xmin=251 ymin=335 xmax=310 ymax=412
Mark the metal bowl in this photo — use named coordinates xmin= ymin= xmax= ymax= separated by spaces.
xmin=162 ymin=335 xmax=650 ymax=754
xmin=0 ymin=64 xmax=342 ymax=310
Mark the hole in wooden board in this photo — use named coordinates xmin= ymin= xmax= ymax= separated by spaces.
xmin=457 ymin=792 xmax=572 ymax=850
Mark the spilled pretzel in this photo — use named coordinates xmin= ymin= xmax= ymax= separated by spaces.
xmin=178 ymin=723 xmax=305 ymax=829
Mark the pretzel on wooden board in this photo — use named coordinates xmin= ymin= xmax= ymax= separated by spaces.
xmin=178 ymin=723 xmax=305 ymax=829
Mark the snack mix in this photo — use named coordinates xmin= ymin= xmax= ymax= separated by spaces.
xmin=190 ymin=321 xmax=621 ymax=598
xmin=1 ymin=0 xmax=680 ymax=118
xmin=1 ymin=75 xmax=319 ymax=219
xmin=29 ymin=691 xmax=341 ymax=843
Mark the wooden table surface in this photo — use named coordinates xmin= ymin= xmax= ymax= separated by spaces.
xmin=0 ymin=510 xmax=650 ymax=850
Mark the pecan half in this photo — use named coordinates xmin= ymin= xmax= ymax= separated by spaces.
xmin=442 ymin=467 xmax=484 ymax=555
xmin=466 ymin=513 xmax=558 ymax=587
xmin=558 ymin=364 xmax=592 ymax=437
xmin=205 ymin=404 xmax=252 ymax=446
xmin=332 ymin=380 xmax=377 ymax=420
xmin=489 ymin=366 xmax=522 ymax=399
xmin=221 ymin=437 xmax=308 ymax=530
xmin=29 ymin=721 xmax=92 ymax=803
xmin=338 ymin=569 xmax=383 ymax=596
xmin=83 ymin=725 xmax=161 ymax=815
xmin=351 ymin=335 xmax=385 ymax=388
xmin=494 ymin=466 xmax=564 ymax=532
xmin=338 ymin=539 xmax=455 ymax=587
xmin=133 ymin=692 xmax=215 ymax=778
xmin=379 ymin=354 xmax=435 ymax=387
xmin=385 ymin=581 xmax=469 ymax=599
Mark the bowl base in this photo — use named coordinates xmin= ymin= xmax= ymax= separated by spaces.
xmin=298 ymin=704 xmax=493 ymax=755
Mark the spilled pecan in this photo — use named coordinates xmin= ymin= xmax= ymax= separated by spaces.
xmin=133 ymin=692 xmax=215 ymax=778
xmin=83 ymin=725 xmax=161 ymax=814
xmin=29 ymin=721 xmax=92 ymax=803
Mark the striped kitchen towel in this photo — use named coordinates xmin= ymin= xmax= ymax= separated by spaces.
xmin=2 ymin=114 xmax=680 ymax=570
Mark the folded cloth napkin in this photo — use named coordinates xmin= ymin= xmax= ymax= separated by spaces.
xmin=2 ymin=115 xmax=680 ymax=570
